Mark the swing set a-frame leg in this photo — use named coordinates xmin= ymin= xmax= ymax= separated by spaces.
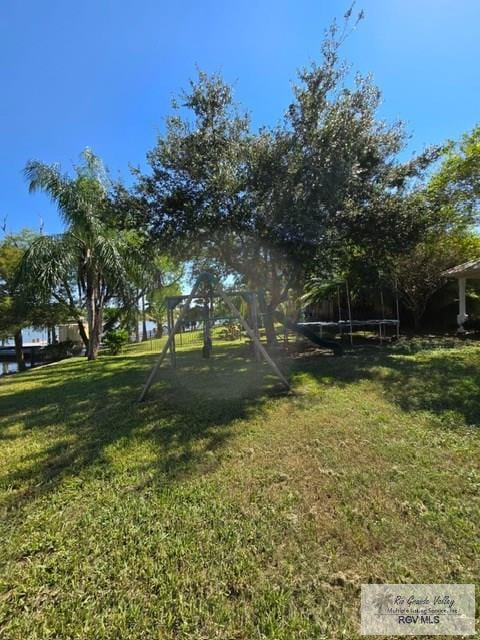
xmin=217 ymin=286 xmax=290 ymax=390
xmin=138 ymin=280 xmax=201 ymax=402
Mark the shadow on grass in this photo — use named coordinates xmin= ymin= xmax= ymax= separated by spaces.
xmin=289 ymin=344 xmax=480 ymax=428
xmin=2 ymin=341 xmax=479 ymax=514
xmin=0 ymin=344 xmax=284 ymax=512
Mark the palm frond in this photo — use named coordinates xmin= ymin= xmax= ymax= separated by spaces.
xmin=301 ymin=275 xmax=345 ymax=304
xmin=92 ymin=233 xmax=130 ymax=291
xmin=17 ymin=233 xmax=77 ymax=295
xmin=24 ymin=161 xmax=85 ymax=227
xmin=76 ymin=148 xmax=109 ymax=189
xmin=24 ymin=158 xmax=108 ymax=231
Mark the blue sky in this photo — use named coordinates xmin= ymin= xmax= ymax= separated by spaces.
xmin=1 ymin=0 xmax=479 ymax=236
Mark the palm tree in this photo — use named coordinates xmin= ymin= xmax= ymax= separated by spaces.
xmin=20 ymin=149 xmax=140 ymax=360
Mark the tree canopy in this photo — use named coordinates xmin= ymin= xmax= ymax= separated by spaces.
xmin=135 ymin=14 xmax=442 ymax=338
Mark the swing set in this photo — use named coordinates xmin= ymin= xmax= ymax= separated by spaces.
xmin=138 ymin=272 xmax=290 ymax=402
xmin=138 ymin=272 xmax=403 ymax=401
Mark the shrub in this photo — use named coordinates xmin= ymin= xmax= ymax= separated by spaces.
xmin=219 ymin=321 xmax=242 ymax=341
xmin=104 ymin=328 xmax=129 ymax=355
xmin=43 ymin=340 xmax=79 ymax=361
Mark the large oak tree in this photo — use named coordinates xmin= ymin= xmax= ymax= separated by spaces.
xmin=136 ymin=14 xmax=440 ymax=342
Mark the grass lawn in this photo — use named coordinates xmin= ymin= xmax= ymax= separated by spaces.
xmin=1 ymin=338 xmax=479 ymax=639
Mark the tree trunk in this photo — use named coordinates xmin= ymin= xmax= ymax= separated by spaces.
xmin=86 ymin=277 xmax=98 ymax=360
xmin=412 ymin=308 xmax=424 ymax=332
xmin=141 ymin=294 xmax=148 ymax=341
xmin=14 ymin=329 xmax=26 ymax=372
xmin=77 ymin=319 xmax=89 ymax=351
xmin=88 ymin=305 xmax=103 ymax=360
xmin=87 ymin=306 xmax=103 ymax=360
xmin=257 ymin=290 xmax=277 ymax=346
xmin=263 ymin=308 xmax=277 ymax=345
xmin=402 ymin=297 xmax=426 ymax=332
xmin=1 ymin=338 xmax=7 ymax=374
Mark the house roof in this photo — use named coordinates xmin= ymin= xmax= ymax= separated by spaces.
xmin=443 ymin=258 xmax=480 ymax=279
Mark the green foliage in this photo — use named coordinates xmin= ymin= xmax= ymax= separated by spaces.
xmin=144 ymin=256 xmax=183 ymax=331
xmin=20 ymin=149 xmax=147 ymax=360
xmin=393 ymin=230 xmax=480 ymax=328
xmin=0 ymin=230 xmax=63 ymax=339
xmin=136 ymin=12 xmax=440 ymax=344
xmin=302 ymin=120 xmax=480 ymax=329
xmin=137 ymin=69 xmax=249 ymax=255
xmin=429 ymin=125 xmax=480 ymax=225
xmin=104 ymin=328 xmax=129 ymax=355
xmin=42 ymin=339 xmax=80 ymax=360
xmin=0 ymin=236 xmax=25 ymax=338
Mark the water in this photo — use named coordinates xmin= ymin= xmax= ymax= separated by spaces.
xmin=0 ymin=321 xmax=159 ymax=377
xmin=0 ymin=361 xmax=33 ymax=376
xmin=0 ymin=327 xmax=47 ymax=377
